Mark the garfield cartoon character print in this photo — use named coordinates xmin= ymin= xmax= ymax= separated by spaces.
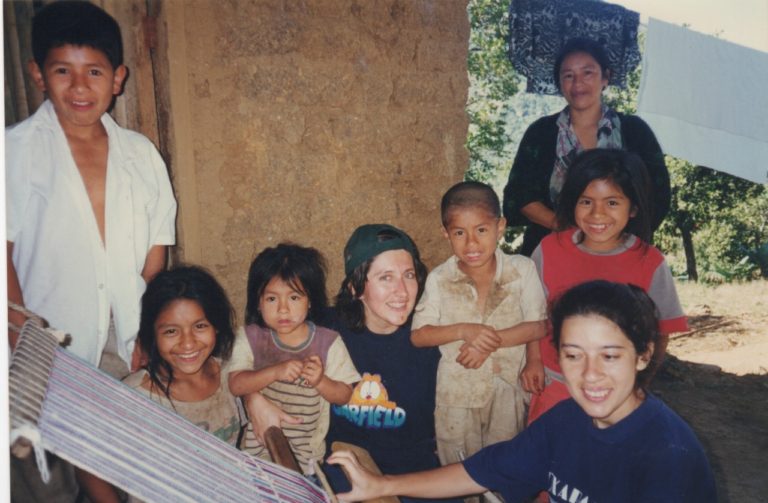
xmin=349 ymin=373 xmax=397 ymax=408
xmin=333 ymin=373 xmax=406 ymax=428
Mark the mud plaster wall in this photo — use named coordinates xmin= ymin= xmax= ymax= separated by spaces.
xmin=162 ymin=0 xmax=470 ymax=315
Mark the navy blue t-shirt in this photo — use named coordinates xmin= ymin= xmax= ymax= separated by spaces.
xmin=324 ymin=310 xmax=441 ymax=475
xmin=463 ymin=394 xmax=717 ymax=502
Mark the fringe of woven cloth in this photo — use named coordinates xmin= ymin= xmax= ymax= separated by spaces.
xmin=8 ymin=315 xmax=330 ymax=502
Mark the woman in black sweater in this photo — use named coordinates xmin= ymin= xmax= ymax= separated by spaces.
xmin=503 ymin=37 xmax=671 ymax=256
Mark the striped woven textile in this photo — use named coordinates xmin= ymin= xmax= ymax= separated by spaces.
xmin=9 ymin=320 xmax=330 ymax=503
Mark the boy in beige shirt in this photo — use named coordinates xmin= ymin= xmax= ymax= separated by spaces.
xmin=412 ymin=181 xmax=546 ymax=469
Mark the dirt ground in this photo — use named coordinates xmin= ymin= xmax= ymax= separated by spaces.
xmin=650 ymin=280 xmax=768 ymax=502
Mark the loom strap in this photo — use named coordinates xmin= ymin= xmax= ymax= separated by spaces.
xmin=10 ymin=424 xmax=51 ymax=483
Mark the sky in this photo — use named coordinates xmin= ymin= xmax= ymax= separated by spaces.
xmin=610 ymin=0 xmax=768 ymax=52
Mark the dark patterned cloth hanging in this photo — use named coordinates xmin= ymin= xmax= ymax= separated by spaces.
xmin=509 ymin=0 xmax=641 ymax=94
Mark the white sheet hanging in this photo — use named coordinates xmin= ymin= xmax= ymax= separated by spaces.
xmin=637 ymin=18 xmax=768 ymax=184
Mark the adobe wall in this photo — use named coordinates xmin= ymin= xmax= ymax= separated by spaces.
xmin=158 ymin=0 xmax=470 ymax=313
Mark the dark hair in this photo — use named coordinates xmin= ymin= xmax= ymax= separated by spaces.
xmin=138 ymin=265 xmax=235 ymax=401
xmin=335 ymin=228 xmax=428 ymax=332
xmin=551 ymin=280 xmax=660 ymax=389
xmin=556 ymin=148 xmax=653 ymax=244
xmin=245 ymin=243 xmax=328 ymax=327
xmin=32 ymin=1 xmax=123 ymax=69
xmin=553 ymin=37 xmax=611 ymax=92
xmin=440 ymin=181 xmax=501 ymax=227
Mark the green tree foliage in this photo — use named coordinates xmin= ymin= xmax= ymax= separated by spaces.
xmin=465 ymin=0 xmax=519 ymax=184
xmin=656 ymin=160 xmax=767 ymax=281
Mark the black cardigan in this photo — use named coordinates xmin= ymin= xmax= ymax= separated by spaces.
xmin=502 ymin=112 xmax=671 ymax=256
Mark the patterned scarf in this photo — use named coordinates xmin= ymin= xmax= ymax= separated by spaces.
xmin=550 ymin=105 xmax=623 ymax=204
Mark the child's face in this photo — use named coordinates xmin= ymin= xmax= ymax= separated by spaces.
xmin=574 ymin=178 xmax=636 ymax=252
xmin=155 ymin=299 xmax=217 ymax=378
xmin=442 ymin=207 xmax=505 ymax=273
xmin=559 ymin=314 xmax=650 ymax=429
xmin=359 ymin=249 xmax=418 ymax=334
xmin=259 ymin=277 xmax=310 ymax=341
xmin=29 ymin=44 xmax=126 ymax=135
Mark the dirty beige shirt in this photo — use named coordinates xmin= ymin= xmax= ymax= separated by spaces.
xmin=123 ymin=360 xmax=243 ymax=446
xmin=412 ymin=249 xmax=547 ymax=408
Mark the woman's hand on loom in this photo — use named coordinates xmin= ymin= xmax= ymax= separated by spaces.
xmin=327 ymin=450 xmax=388 ymax=502
xmin=243 ymin=392 xmax=302 ymax=443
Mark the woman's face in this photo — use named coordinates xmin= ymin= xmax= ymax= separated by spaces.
xmin=559 ymin=51 xmax=608 ymax=113
xmin=359 ymin=249 xmax=419 ymax=334
xmin=559 ymin=314 xmax=650 ymax=429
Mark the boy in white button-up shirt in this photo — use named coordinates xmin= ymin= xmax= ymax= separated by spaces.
xmin=6 ymin=1 xmax=176 ymax=373
xmin=7 ymin=2 xmax=177 ymax=501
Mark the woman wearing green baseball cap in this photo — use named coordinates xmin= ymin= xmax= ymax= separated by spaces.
xmin=321 ymin=224 xmax=457 ymax=502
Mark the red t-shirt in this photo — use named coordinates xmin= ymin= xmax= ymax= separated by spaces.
xmin=534 ymin=228 xmax=688 ymax=371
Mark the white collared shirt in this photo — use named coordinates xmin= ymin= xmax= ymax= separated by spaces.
xmin=6 ymin=100 xmax=177 ymax=365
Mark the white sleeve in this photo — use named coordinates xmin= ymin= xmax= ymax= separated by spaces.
xmin=224 ymin=327 xmax=255 ymax=373
xmin=648 ymin=260 xmax=685 ymax=321
xmin=5 ymin=129 xmax=31 ymax=243
xmin=325 ymin=337 xmax=361 ymax=385
xmin=145 ymin=142 xmax=177 ymax=246
xmin=411 ymin=272 xmax=442 ymax=330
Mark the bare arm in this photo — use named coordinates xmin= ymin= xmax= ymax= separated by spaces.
xmin=328 ymin=451 xmax=485 ymax=501
xmin=134 ymin=244 xmax=165 ymax=371
xmin=520 ymin=202 xmax=557 ymax=230
xmin=74 ymin=468 xmax=122 ymax=503
xmin=315 ymin=377 xmax=353 ymax=405
xmin=228 ymin=359 xmax=303 ymax=396
xmin=412 ymin=323 xmax=501 ymax=353
xmin=7 ymin=242 xmax=26 ymax=349
xmin=141 ymin=245 xmax=167 ymax=283
xmin=520 ymin=340 xmax=544 ymax=395
xmin=243 ymin=392 xmax=302 ymax=443
xmin=456 ymin=321 xmax=544 ymax=371
xmin=497 ymin=320 xmax=546 ymax=348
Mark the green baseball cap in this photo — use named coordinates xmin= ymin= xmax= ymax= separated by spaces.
xmin=343 ymin=224 xmax=417 ymax=276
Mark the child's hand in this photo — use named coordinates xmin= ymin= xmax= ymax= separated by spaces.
xmin=456 ymin=343 xmax=491 ymax=369
xmin=276 ymin=359 xmax=304 ymax=383
xmin=460 ymin=323 xmax=502 ymax=353
xmin=300 ymin=355 xmax=324 ymax=388
xmin=520 ymin=357 xmax=545 ymax=395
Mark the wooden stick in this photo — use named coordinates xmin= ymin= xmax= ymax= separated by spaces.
xmin=263 ymin=426 xmax=301 ymax=473
xmin=311 ymin=458 xmax=339 ymax=503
